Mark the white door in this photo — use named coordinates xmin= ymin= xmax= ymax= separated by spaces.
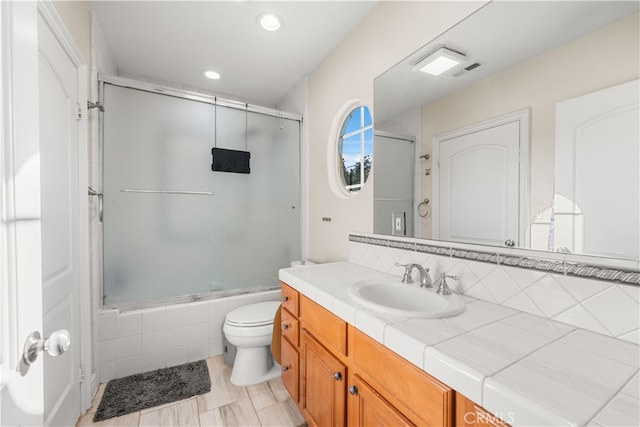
xmin=434 ymin=110 xmax=529 ymax=247
xmin=1 ymin=2 xmax=88 ymax=426
xmin=1 ymin=2 xmax=46 ymax=425
xmin=373 ymin=133 xmax=415 ymax=236
xmin=554 ymin=79 xmax=639 ymax=259
xmin=38 ymin=6 xmax=87 ymax=427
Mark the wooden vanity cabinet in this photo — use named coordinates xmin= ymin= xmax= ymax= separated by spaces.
xmin=347 ymin=375 xmax=414 ymax=427
xmin=300 ymin=330 xmax=347 ymax=427
xmin=280 ymin=282 xmax=301 ymax=406
xmin=280 ymin=282 xmax=454 ymax=427
xmin=280 ymin=337 xmax=299 ymax=403
xmin=281 ymin=282 xmax=299 ymax=316
xmin=281 ymin=307 xmax=299 ymax=347
xmin=352 ymin=329 xmax=454 ymax=427
xmin=299 ymin=294 xmax=349 ymax=426
xmin=300 ymin=295 xmax=347 ymax=356
xmin=456 ymin=394 xmax=510 ymax=427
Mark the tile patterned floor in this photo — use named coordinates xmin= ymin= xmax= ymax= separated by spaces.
xmin=76 ymin=356 xmax=306 ymax=427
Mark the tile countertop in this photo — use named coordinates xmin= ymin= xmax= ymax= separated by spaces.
xmin=279 ymin=262 xmax=640 ymax=427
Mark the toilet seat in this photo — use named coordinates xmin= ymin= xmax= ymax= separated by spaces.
xmin=225 ymin=301 xmax=280 ymax=327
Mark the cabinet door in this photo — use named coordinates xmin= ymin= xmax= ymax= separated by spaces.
xmin=301 ymin=331 xmax=346 ymax=427
xmin=456 ymin=393 xmax=511 ymax=427
xmin=281 ymin=337 xmax=299 ymax=405
xmin=353 ymin=329 xmax=453 ymax=426
xmin=348 ymin=375 xmax=415 ymax=427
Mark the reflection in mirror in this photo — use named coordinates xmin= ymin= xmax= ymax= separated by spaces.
xmin=373 ymin=131 xmax=416 ymax=236
xmin=554 ymin=79 xmax=639 ymax=260
xmin=374 ymin=1 xmax=639 ymax=263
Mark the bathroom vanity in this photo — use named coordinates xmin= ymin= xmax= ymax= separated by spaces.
xmin=278 ymin=262 xmax=639 ymax=427
xmin=280 ymin=282 xmax=462 ymax=427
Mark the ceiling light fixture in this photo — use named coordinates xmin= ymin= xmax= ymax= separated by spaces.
xmin=258 ymin=12 xmax=282 ymax=32
xmin=203 ymin=70 xmax=221 ymax=80
xmin=413 ymin=47 xmax=466 ymax=76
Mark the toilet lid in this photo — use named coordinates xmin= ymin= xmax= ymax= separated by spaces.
xmin=225 ymin=301 xmax=280 ymax=327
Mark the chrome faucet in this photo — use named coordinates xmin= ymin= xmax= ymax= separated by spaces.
xmin=395 ymin=263 xmax=432 ymax=288
xmin=436 ymin=273 xmax=458 ymax=296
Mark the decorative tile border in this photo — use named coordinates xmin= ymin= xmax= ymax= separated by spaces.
xmin=349 ymin=235 xmax=640 ymax=286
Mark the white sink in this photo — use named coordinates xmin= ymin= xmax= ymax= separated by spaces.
xmin=348 ymin=279 xmax=466 ymax=318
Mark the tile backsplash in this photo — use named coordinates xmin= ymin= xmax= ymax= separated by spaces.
xmin=348 ymin=235 xmax=639 ymax=344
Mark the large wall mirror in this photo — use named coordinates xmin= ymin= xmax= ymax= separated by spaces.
xmin=374 ymin=1 xmax=639 ymax=266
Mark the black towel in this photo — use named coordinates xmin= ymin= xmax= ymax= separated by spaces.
xmin=211 ymin=147 xmax=250 ymax=174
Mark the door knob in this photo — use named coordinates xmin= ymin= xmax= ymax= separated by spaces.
xmin=504 ymin=239 xmax=515 ymax=247
xmin=349 ymin=385 xmax=358 ymax=395
xmin=333 ymin=372 xmax=342 ymax=381
xmin=20 ymin=329 xmax=71 ymax=375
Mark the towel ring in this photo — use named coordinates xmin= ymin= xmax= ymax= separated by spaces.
xmin=418 ymin=198 xmax=430 ymax=218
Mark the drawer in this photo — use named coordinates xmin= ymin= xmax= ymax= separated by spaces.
xmin=281 ymin=282 xmax=299 ymax=317
xmin=281 ymin=307 xmax=299 ymax=347
xmin=353 ymin=329 xmax=453 ymax=427
xmin=300 ymin=296 xmax=347 ymax=356
xmin=281 ymin=336 xmax=299 ymax=404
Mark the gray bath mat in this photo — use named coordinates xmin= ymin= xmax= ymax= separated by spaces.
xmin=93 ymin=360 xmax=211 ymax=422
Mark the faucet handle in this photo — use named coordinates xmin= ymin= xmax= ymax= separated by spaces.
xmin=395 ymin=263 xmax=414 ymax=284
xmin=437 ymin=273 xmax=457 ymax=295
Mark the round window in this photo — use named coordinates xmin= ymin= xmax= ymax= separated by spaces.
xmin=338 ymin=105 xmax=373 ymax=193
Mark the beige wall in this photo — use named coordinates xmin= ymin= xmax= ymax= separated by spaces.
xmin=307 ymin=1 xmax=486 ymax=263
xmin=420 ymin=13 xmax=639 ymax=248
xmin=52 ymin=0 xmax=91 ymax=62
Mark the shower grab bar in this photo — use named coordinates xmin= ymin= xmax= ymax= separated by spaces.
xmin=120 ymin=189 xmax=214 ymax=196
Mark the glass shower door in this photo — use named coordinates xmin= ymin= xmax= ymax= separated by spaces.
xmin=102 ymin=83 xmax=300 ymax=306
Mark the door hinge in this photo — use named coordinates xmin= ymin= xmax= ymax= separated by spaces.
xmin=76 ymin=103 xmax=83 ymax=121
xmin=79 ymin=365 xmax=86 ymax=383
xmin=437 ymin=160 xmax=441 ymax=168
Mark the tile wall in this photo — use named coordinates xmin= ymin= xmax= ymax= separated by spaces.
xmin=348 ymin=235 xmax=640 ymax=344
xmin=97 ymin=290 xmax=280 ymax=382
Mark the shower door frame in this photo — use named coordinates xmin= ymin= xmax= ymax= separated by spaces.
xmin=95 ymin=75 xmax=304 ymax=311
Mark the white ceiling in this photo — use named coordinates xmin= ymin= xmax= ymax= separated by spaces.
xmin=88 ymin=0 xmax=376 ymax=108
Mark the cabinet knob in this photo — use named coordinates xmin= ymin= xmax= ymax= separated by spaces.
xmin=282 ymin=323 xmax=289 ymax=330
xmin=349 ymin=385 xmax=358 ymax=395
xmin=283 ymin=365 xmax=290 ymax=372
xmin=282 ymin=296 xmax=289 ymax=302
xmin=333 ymin=372 xmax=342 ymax=381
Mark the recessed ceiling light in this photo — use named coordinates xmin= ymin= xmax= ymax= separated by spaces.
xmin=203 ymin=70 xmax=221 ymax=80
xmin=413 ymin=47 xmax=466 ymax=76
xmin=258 ymin=12 xmax=282 ymax=32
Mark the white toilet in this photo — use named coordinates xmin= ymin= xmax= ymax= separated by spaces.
xmin=223 ymin=301 xmax=281 ymax=386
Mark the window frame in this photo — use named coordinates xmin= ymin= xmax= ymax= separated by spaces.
xmin=339 ymin=106 xmax=373 ymax=192
xmin=327 ymin=99 xmax=374 ymax=199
